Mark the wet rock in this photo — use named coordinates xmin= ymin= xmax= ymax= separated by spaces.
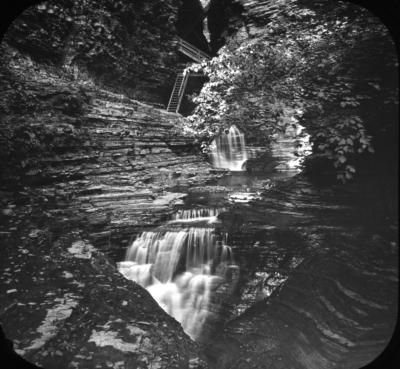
xmin=67 ymin=240 xmax=96 ymax=259
xmin=189 ymin=185 xmax=230 ymax=193
xmin=0 ymin=233 xmax=207 ymax=369
xmin=204 ymin=178 xmax=398 ymax=369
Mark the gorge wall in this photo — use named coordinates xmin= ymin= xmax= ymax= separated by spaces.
xmin=0 ymin=43 xmax=219 ymax=247
xmin=0 ymin=38 xmax=213 ymax=369
xmin=0 ymin=2 xmax=220 ymax=366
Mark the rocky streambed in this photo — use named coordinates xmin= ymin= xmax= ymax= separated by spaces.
xmin=1 ymin=159 xmax=398 ymax=369
xmin=195 ymin=175 xmax=398 ymax=369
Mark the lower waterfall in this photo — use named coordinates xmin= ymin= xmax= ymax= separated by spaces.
xmin=118 ymin=208 xmax=237 ymax=339
xmin=210 ymin=125 xmax=248 ymax=171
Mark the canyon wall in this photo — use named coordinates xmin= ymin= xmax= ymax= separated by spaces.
xmin=0 ymin=42 xmax=218 ymax=246
xmin=0 ymin=43 xmax=213 ymax=369
xmin=0 ymin=5 xmax=217 ymax=363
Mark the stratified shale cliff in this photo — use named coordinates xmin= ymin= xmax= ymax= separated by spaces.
xmin=0 ymin=43 xmax=213 ymax=369
xmin=0 ymin=2 xmax=217 ymax=366
xmin=0 ymin=43 xmax=218 ymax=243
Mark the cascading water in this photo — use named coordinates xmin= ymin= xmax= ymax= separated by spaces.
xmin=118 ymin=208 xmax=237 ymax=339
xmin=169 ymin=208 xmax=226 ymax=224
xmin=210 ymin=125 xmax=248 ymax=171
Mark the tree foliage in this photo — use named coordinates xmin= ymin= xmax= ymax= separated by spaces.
xmin=4 ymin=0 xmax=181 ymax=102
xmin=186 ymin=0 xmax=398 ymax=181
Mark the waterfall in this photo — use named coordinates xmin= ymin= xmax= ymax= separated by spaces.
xmin=118 ymin=208 xmax=236 ymax=339
xmin=169 ymin=208 xmax=226 ymax=224
xmin=210 ymin=125 xmax=248 ymax=171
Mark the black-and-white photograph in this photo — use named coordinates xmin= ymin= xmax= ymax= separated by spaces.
xmin=0 ymin=1 xmax=398 ymax=368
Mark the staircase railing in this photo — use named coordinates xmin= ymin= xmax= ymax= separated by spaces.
xmin=177 ymin=37 xmax=211 ymax=63
xmin=167 ymin=70 xmax=189 ymax=113
xmin=167 ymin=38 xmax=211 ymax=113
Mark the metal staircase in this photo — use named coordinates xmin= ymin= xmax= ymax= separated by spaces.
xmin=167 ymin=70 xmax=189 ymax=113
xmin=167 ymin=38 xmax=211 ymax=113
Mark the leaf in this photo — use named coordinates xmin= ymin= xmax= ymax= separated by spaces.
xmin=346 ymin=165 xmax=356 ymax=173
xmin=337 ymin=173 xmax=344 ymax=180
xmin=338 ymin=155 xmax=347 ymax=163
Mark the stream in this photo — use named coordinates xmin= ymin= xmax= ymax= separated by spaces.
xmin=116 ymin=125 xmax=397 ymax=366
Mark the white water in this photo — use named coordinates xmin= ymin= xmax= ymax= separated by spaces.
xmin=210 ymin=125 xmax=248 ymax=171
xmin=169 ymin=208 xmax=226 ymax=224
xmin=118 ymin=208 xmax=236 ymax=339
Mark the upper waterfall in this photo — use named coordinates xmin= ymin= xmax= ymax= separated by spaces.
xmin=210 ymin=125 xmax=248 ymax=171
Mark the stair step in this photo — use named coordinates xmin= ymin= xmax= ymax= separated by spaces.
xmin=168 ymin=61 xmax=192 ymax=113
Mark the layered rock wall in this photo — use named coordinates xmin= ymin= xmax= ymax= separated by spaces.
xmin=0 ymin=44 xmax=218 ymax=247
xmin=0 ymin=42 xmax=215 ymax=369
xmin=0 ymin=3 xmax=219 ymax=367
xmin=203 ymin=178 xmax=397 ymax=369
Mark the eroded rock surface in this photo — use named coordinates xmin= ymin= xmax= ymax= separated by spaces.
xmin=202 ymin=178 xmax=398 ymax=369
xmin=0 ymin=229 xmax=207 ymax=369
xmin=0 ymin=43 xmax=217 ymax=368
xmin=0 ymin=44 xmax=221 ymax=249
